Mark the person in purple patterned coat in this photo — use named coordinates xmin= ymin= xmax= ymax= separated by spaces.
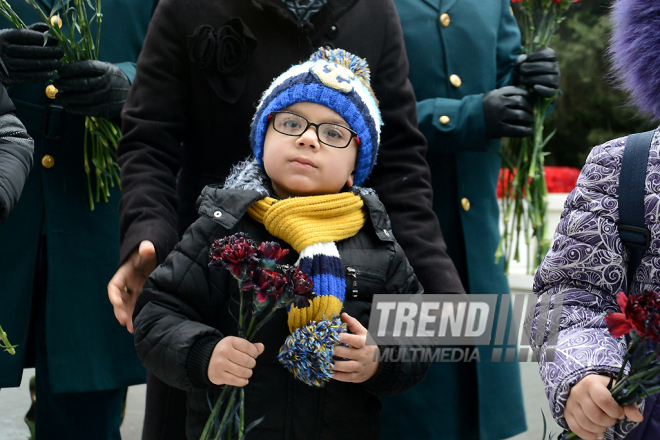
xmin=531 ymin=1 xmax=660 ymax=439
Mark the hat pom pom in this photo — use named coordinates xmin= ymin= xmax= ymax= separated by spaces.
xmin=309 ymin=47 xmax=372 ymax=88
xmin=278 ymin=316 xmax=347 ymax=387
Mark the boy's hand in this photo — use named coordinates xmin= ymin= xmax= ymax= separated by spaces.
xmin=332 ymin=313 xmax=380 ymax=383
xmin=565 ymin=374 xmax=643 ymax=440
xmin=208 ymin=337 xmax=265 ymax=387
xmin=107 ymin=240 xmax=157 ymax=334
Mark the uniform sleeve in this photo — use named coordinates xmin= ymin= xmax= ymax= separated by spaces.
xmin=133 ymin=216 xmax=229 ymax=391
xmin=361 ymin=241 xmax=430 ymax=397
xmin=368 ymin=0 xmax=464 ymax=296
xmin=115 ymin=62 xmax=137 ymax=84
xmin=530 ymin=138 xmax=641 ymax=437
xmin=415 ymin=0 xmax=522 ymax=153
xmin=117 ymin=0 xmax=190 ymax=265
xmin=0 ymin=85 xmax=33 ymax=225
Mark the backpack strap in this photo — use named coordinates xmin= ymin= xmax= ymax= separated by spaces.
xmin=618 ymin=130 xmax=655 ymax=291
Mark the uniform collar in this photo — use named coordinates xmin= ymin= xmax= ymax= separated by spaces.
xmin=421 ymin=0 xmax=459 ymax=13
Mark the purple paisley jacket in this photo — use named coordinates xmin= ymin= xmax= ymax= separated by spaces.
xmin=532 ymin=129 xmax=660 ymax=439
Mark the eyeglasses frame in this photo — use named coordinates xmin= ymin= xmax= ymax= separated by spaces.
xmin=268 ymin=111 xmax=360 ymax=149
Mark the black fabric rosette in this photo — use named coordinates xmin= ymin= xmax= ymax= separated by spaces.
xmin=187 ymin=18 xmax=258 ymax=103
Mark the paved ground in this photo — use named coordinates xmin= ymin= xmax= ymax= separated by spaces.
xmin=0 ymin=362 xmax=561 ymax=440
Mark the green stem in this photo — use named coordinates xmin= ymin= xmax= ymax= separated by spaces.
xmin=0 ymin=324 xmax=16 ymax=355
xmin=199 ymin=386 xmax=231 ymax=440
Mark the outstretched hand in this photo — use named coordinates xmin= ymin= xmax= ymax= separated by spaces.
xmin=332 ymin=313 xmax=380 ymax=383
xmin=107 ymin=240 xmax=157 ymax=334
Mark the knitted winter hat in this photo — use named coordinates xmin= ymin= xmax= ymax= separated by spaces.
xmin=250 ymin=47 xmax=382 ymax=186
xmin=610 ymin=0 xmax=660 ymax=120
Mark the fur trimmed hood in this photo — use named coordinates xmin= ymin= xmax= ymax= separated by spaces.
xmin=222 ymin=157 xmax=377 ymax=197
xmin=610 ymin=0 xmax=660 ymax=120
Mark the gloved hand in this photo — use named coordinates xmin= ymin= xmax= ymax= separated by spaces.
xmin=482 ymin=86 xmax=534 ymax=139
xmin=513 ymin=47 xmax=560 ymax=98
xmin=0 ymin=23 xmax=63 ymax=85
xmin=53 ymin=60 xmax=130 ymax=119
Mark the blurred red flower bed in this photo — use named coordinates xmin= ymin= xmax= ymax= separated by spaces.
xmin=497 ymin=166 xmax=580 ymax=198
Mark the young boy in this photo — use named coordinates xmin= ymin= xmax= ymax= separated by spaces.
xmin=132 ymin=48 xmax=429 ymax=440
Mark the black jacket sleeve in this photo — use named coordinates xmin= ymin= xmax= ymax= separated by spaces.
xmin=0 ymin=84 xmax=33 ymax=225
xmin=360 ymin=241 xmax=429 ymax=397
xmin=117 ymin=0 xmax=188 ymax=265
xmin=133 ymin=215 xmax=228 ymax=391
xmin=367 ymin=0 xmax=464 ymax=296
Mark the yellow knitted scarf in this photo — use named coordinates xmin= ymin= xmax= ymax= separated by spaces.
xmin=247 ymin=193 xmax=365 ymax=253
xmin=247 ymin=192 xmax=366 ymax=331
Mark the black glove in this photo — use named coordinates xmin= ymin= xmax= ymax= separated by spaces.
xmin=53 ymin=60 xmax=130 ymax=119
xmin=482 ymin=86 xmax=534 ymax=139
xmin=513 ymin=47 xmax=560 ymax=98
xmin=0 ymin=23 xmax=64 ymax=85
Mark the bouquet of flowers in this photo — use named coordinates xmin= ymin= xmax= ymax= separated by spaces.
xmin=0 ymin=0 xmax=121 ymax=210
xmin=559 ymin=290 xmax=660 ymax=439
xmin=201 ymin=232 xmax=319 ymax=440
xmin=496 ymin=0 xmax=581 ymax=274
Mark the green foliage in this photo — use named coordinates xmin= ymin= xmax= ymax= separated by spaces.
xmin=544 ymin=0 xmax=655 ymax=168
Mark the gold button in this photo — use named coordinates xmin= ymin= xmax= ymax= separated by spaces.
xmin=50 ymin=15 xmax=62 ymax=28
xmin=439 ymin=115 xmax=450 ymax=125
xmin=461 ymin=197 xmax=470 ymax=211
xmin=41 ymin=155 xmax=54 ymax=169
xmin=450 ymin=74 xmax=462 ymax=88
xmin=45 ymin=84 xmax=58 ymax=99
xmin=440 ymin=13 xmax=450 ymax=27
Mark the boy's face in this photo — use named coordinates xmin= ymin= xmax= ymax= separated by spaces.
xmin=263 ymin=102 xmax=358 ymax=199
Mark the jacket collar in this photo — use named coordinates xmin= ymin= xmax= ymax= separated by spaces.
xmin=250 ymin=0 xmax=359 ymax=34
xmin=421 ymin=0 xmax=458 ymax=13
xmin=196 ymin=186 xmax=395 ymax=243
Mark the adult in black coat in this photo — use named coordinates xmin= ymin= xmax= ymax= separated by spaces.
xmin=0 ymin=84 xmax=32 ymax=225
xmin=109 ymin=0 xmax=465 ymax=438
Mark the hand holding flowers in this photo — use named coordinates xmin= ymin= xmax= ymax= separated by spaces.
xmin=0 ymin=0 xmax=124 ymax=210
xmin=558 ymin=290 xmax=660 ymax=439
xmin=565 ymin=375 xmax=642 ymax=440
xmin=201 ymin=232 xmax=316 ymax=440
xmin=208 ymin=337 xmax=264 ymax=387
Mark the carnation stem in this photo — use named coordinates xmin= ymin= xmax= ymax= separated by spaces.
xmin=0 ymin=324 xmax=16 ymax=355
xmin=200 ymin=386 xmax=231 ymax=440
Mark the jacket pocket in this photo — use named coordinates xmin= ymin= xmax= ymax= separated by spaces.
xmin=344 ymin=266 xmax=386 ymax=300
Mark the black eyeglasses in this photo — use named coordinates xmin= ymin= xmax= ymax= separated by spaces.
xmin=268 ymin=111 xmax=360 ymax=149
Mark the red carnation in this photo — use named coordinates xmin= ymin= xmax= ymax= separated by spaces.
xmin=253 ymin=268 xmax=287 ymax=303
xmin=606 ymin=291 xmax=660 ymax=341
xmin=286 ymin=266 xmax=315 ymax=308
xmin=257 ymin=241 xmax=289 ymax=262
xmin=209 ymin=232 xmax=258 ymax=277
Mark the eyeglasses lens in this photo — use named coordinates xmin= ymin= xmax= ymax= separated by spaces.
xmin=272 ymin=112 xmax=352 ymax=148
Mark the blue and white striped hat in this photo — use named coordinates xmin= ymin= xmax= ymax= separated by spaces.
xmin=250 ymin=48 xmax=382 ymax=186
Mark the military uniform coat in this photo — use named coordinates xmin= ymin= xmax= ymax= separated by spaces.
xmin=0 ymin=0 xmax=155 ymax=393
xmin=380 ymin=0 xmax=527 ymax=439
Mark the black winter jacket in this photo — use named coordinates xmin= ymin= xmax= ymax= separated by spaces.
xmin=0 ymin=85 xmax=33 ymax=225
xmin=133 ymin=184 xmax=429 ymax=440
xmin=117 ymin=0 xmax=464 ymax=297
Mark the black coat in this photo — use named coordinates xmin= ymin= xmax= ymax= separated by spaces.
xmin=133 ymin=186 xmax=429 ymax=440
xmin=0 ymin=85 xmax=32 ymax=225
xmin=117 ymin=0 xmax=464 ymax=297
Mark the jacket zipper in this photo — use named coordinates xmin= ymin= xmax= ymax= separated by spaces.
xmin=346 ymin=267 xmax=358 ymax=298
